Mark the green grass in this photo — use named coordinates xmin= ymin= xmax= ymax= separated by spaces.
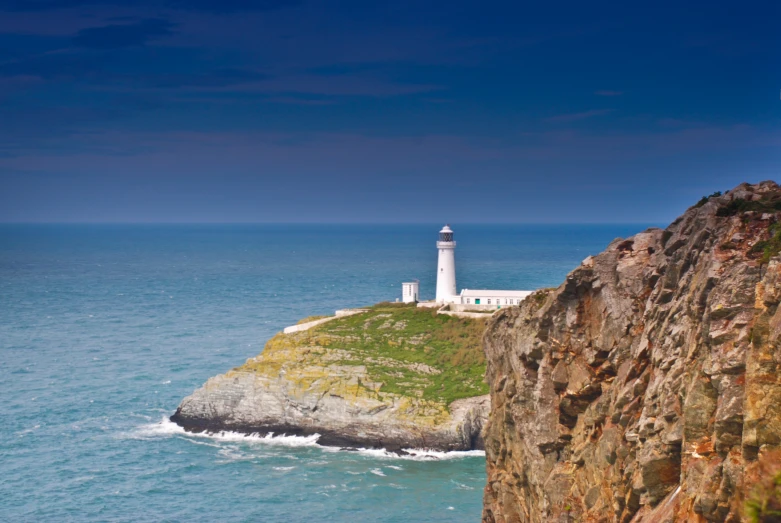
xmin=749 ymin=223 xmax=781 ymax=265
xmin=716 ymin=196 xmax=781 ymax=217
xmin=713 ymin=189 xmax=781 ymax=266
xmin=695 ymin=191 xmax=722 ymax=208
xmin=745 ymin=468 xmax=781 ymax=522
xmin=296 ymin=303 xmax=489 ymax=405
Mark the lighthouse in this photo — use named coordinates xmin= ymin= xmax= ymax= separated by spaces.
xmin=401 ymin=224 xmax=532 ymax=307
xmin=436 ymin=225 xmax=457 ymax=303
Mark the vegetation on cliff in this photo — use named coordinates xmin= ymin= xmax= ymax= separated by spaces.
xmin=743 ymin=450 xmax=781 ymax=522
xmin=238 ymin=302 xmax=489 ymax=406
xmin=715 ymin=191 xmax=781 ymax=217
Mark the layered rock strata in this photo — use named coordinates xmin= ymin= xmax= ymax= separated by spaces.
xmin=482 ymin=182 xmax=781 ymax=522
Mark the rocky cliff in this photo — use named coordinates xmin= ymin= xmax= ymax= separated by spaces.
xmin=482 ymin=181 xmax=781 ymax=522
xmin=172 ymin=303 xmax=489 ymax=452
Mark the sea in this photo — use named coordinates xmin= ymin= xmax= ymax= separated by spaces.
xmin=1 ymin=224 xmax=651 ymax=522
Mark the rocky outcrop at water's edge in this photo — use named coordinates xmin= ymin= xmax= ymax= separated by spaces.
xmin=171 ymin=305 xmax=490 ymax=453
xmin=171 ymin=370 xmax=487 ymax=453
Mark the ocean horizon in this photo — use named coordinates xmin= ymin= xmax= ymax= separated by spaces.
xmin=2 ymin=223 xmax=655 ymax=522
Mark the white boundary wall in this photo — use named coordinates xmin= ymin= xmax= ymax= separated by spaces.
xmin=283 ymin=309 xmax=367 ymax=334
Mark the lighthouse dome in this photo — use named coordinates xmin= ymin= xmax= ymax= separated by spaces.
xmin=439 ymin=225 xmax=454 ymax=243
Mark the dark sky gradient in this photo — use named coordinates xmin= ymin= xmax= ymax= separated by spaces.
xmin=0 ymin=0 xmax=779 ymax=223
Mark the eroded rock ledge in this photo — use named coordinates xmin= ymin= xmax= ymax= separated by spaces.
xmin=482 ymin=181 xmax=781 ymax=522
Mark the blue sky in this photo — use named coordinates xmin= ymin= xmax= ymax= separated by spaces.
xmin=0 ymin=0 xmax=779 ymax=223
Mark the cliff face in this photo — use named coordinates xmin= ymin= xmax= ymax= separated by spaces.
xmin=172 ymin=304 xmax=489 ymax=452
xmin=482 ymin=182 xmax=781 ymax=522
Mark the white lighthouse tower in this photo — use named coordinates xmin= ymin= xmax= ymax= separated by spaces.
xmin=436 ymin=224 xmax=457 ymax=303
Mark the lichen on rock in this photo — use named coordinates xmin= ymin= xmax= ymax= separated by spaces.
xmin=172 ymin=303 xmax=490 ymax=452
xmin=482 ymin=181 xmax=781 ymax=522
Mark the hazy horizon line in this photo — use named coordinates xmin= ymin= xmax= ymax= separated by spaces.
xmin=0 ymin=221 xmax=666 ymax=226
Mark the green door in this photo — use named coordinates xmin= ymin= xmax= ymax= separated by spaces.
xmin=475 ymin=299 xmax=481 ymax=304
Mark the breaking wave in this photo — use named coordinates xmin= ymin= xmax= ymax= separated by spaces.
xmin=131 ymin=417 xmax=485 ymax=460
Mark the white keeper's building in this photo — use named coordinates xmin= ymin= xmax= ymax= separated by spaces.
xmin=458 ymin=289 xmax=532 ymax=307
xmin=403 ymin=225 xmax=533 ymax=309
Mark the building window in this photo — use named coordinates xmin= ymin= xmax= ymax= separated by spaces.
xmin=466 ymin=298 xmax=470 ymax=304
xmin=487 ymin=299 xmax=491 ymax=304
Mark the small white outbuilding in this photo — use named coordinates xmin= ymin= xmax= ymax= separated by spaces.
xmin=402 ymin=281 xmax=420 ymax=303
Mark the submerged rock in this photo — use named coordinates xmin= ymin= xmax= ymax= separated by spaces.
xmin=172 ymin=304 xmax=490 ymax=451
xmin=482 ymin=181 xmax=781 ymax=522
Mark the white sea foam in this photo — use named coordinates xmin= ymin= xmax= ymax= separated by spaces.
xmin=402 ymin=449 xmax=485 ymax=460
xmin=129 ymin=417 xmax=188 ymax=439
xmin=370 ymin=468 xmax=386 ymax=476
xmin=217 ymin=447 xmax=254 ymax=462
xmin=452 ymin=481 xmax=475 ymax=490
xmin=15 ymin=424 xmax=41 ymax=437
xmin=203 ymin=430 xmax=322 ymax=448
xmin=132 ymin=417 xmax=485 ymax=460
xmin=273 ymin=466 xmax=296 ymax=471
xmin=339 ymin=446 xmax=485 ymax=461
xmin=72 ymin=475 xmax=96 ymax=483
xmin=182 ymin=439 xmax=223 ymax=449
xmin=129 ymin=417 xmax=321 ymax=448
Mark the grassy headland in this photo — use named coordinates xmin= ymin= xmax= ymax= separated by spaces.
xmin=238 ymin=302 xmax=489 ymax=407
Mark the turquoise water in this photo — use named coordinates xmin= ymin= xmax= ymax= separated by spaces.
xmin=0 ymin=224 xmax=649 ymax=522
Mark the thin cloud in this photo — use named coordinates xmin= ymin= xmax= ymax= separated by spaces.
xmin=545 ymin=109 xmax=614 ymax=123
xmin=657 ymin=118 xmax=706 ymax=128
xmin=263 ymin=96 xmax=337 ymax=106
xmin=0 ymin=51 xmax=110 ymax=79
xmin=138 ymin=68 xmax=270 ymax=88
xmin=72 ymin=18 xmax=175 ymax=49
xmin=0 ymin=0 xmax=301 ymax=13
xmin=0 ymin=52 xmax=268 ymax=89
